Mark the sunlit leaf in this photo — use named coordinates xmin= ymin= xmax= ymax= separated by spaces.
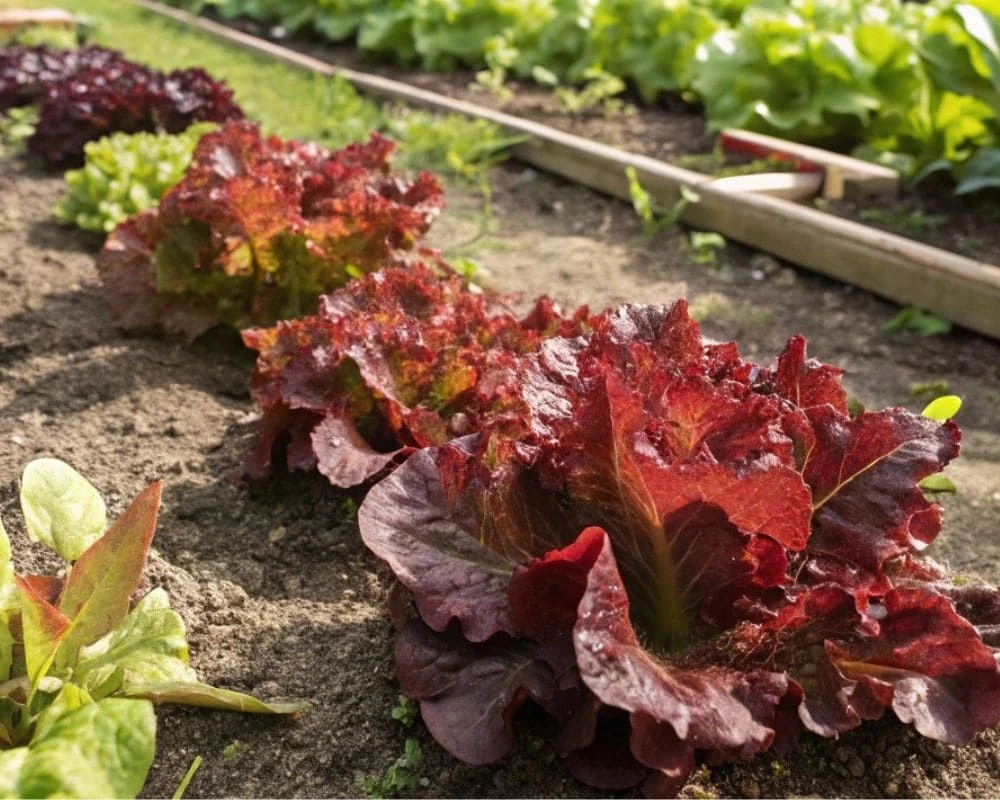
xmin=20 ymin=458 xmax=106 ymax=562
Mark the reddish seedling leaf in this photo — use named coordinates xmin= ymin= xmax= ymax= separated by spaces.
xmin=15 ymin=576 xmax=71 ymax=682
xmin=54 ymin=481 xmax=162 ymax=671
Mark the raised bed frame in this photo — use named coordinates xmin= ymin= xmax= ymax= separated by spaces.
xmin=132 ymin=0 xmax=1000 ymax=340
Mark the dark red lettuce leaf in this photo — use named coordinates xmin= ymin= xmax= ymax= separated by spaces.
xmin=830 ymin=588 xmax=1000 ymax=744
xmin=573 ymin=532 xmax=795 ymax=779
xmin=5 ymin=45 xmax=243 ymax=166
xmin=0 ymin=45 xmax=122 ymax=111
xmin=394 ymin=620 xmax=556 ymax=765
xmin=243 ymin=263 xmax=595 ymax=485
xmin=357 ymin=300 xmax=992 ymax=796
xmin=97 ymin=121 xmax=444 ymax=339
xmin=803 ymin=406 xmax=961 ymax=588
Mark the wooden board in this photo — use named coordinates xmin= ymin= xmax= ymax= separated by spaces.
xmin=130 ymin=0 xmax=1000 ymax=340
xmin=711 ymin=172 xmax=824 ymax=202
xmin=0 ymin=7 xmax=75 ymax=30
xmin=719 ymin=128 xmax=901 ymax=200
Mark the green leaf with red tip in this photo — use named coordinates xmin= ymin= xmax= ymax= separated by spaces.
xmin=53 ymin=481 xmax=162 ymax=672
xmin=15 ymin=577 xmax=70 ymax=684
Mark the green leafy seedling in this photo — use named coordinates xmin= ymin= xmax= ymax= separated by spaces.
xmin=690 ymin=231 xmax=727 ymax=265
xmin=883 ymin=307 xmax=952 ymax=336
xmin=919 ymin=474 xmax=957 ymax=493
xmin=361 ymin=738 xmax=424 ymax=799
xmin=0 ymin=459 xmax=306 ymax=799
xmin=625 ymin=166 xmax=699 ymax=237
xmin=909 ymin=380 xmax=951 ymax=398
xmin=390 ymin=694 xmax=419 ymax=727
xmin=921 ymin=395 xmax=962 ymax=422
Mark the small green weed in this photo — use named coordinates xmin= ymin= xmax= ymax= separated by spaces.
xmin=883 ymin=307 xmax=952 ymax=336
xmin=909 ymin=380 xmax=951 ymax=398
xmin=555 ymin=68 xmax=631 ymax=117
xmin=689 ymin=231 xmax=727 ymax=265
xmin=222 ymin=740 xmax=250 ymax=761
xmin=390 ymin=694 xmax=420 ymax=727
xmin=360 ymin=738 xmax=424 ymax=799
xmin=625 ymin=166 xmax=698 ymax=236
xmin=0 ymin=106 xmax=39 ymax=157
xmin=679 ymin=150 xmax=794 ymax=178
xmin=859 ymin=207 xmax=948 ymax=235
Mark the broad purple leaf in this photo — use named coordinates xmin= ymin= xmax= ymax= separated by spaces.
xmin=358 ymin=441 xmax=518 ymax=642
xmin=395 ymin=620 xmax=554 ymax=764
xmin=573 ymin=533 xmax=792 ymax=786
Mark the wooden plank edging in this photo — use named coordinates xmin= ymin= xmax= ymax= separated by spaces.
xmin=130 ymin=0 xmax=1000 ymax=340
xmin=719 ymin=128 xmax=901 ymax=199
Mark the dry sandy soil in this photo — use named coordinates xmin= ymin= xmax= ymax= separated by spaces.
xmin=1 ymin=151 xmax=999 ymax=798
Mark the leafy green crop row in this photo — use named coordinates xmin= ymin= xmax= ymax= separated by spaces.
xmin=163 ymin=0 xmax=1000 ymax=192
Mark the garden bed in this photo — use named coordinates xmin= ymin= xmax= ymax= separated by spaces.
xmin=2 ymin=134 xmax=1000 ymax=798
xmin=218 ymin=14 xmax=1000 ymax=268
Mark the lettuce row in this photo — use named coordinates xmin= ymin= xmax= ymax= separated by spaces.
xmin=0 ymin=44 xmax=243 ymax=166
xmin=160 ymin=0 xmax=1000 ymax=191
xmin=245 ymin=277 xmax=999 ymax=796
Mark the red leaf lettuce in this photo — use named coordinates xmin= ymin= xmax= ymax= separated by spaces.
xmin=357 ymin=300 xmax=999 ymax=796
xmin=0 ymin=44 xmax=243 ymax=166
xmin=97 ymin=121 xmax=445 ymax=339
xmin=242 ymin=263 xmax=594 ymax=486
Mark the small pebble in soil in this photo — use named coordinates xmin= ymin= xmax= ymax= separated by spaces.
xmin=774 ymin=267 xmax=797 ymax=286
xmin=419 ymin=777 xmax=430 ymax=788
xmin=268 ymin=525 xmax=287 ymax=543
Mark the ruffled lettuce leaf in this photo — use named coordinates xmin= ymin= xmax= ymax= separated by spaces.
xmin=97 ymin=121 xmax=445 ymax=339
xmin=243 ymin=264 xmax=594 ymax=486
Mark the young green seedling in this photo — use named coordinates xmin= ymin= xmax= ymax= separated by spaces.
xmin=0 ymin=459 xmax=306 ymax=798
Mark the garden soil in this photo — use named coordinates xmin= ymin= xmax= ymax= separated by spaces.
xmin=1 ymin=153 xmax=999 ymax=799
